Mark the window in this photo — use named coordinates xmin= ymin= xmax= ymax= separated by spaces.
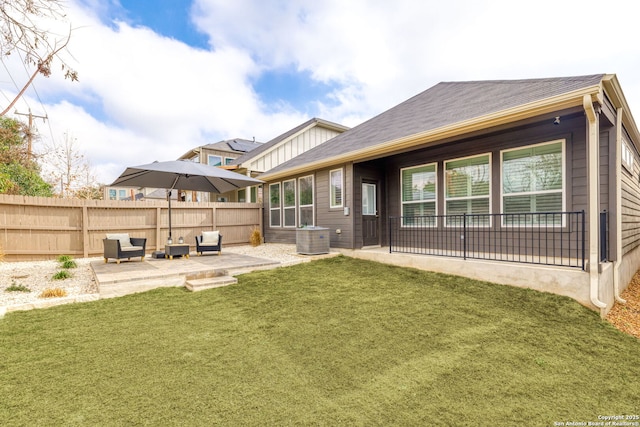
xmin=622 ymin=138 xmax=634 ymax=172
xmin=401 ymin=163 xmax=437 ymax=226
xmin=298 ymin=175 xmax=314 ymax=226
xmin=208 ymin=155 xmax=222 ymax=166
xmin=250 ymin=186 xmax=258 ymax=203
xmin=237 ymin=189 xmax=246 ymax=203
xmin=445 ymin=154 xmax=490 ymax=226
xmin=269 ymin=183 xmax=281 ymax=227
xmin=501 ymin=140 xmax=564 ymax=225
xmin=119 ymin=189 xmax=127 ymax=199
xmin=330 ymin=169 xmax=344 ymax=208
xmin=283 ymin=179 xmax=296 ymax=227
xmin=109 ymin=189 xmax=116 ymax=200
xmin=225 ymin=157 xmax=234 ymax=165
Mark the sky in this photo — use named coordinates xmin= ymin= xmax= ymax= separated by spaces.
xmin=2 ymin=0 xmax=640 ymax=186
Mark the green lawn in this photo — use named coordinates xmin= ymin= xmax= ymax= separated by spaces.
xmin=1 ymin=256 xmax=639 ymax=426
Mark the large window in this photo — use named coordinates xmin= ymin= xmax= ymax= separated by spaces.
xmin=401 ymin=163 xmax=437 ymax=226
xmin=501 ymin=140 xmax=564 ymax=224
xmin=208 ymin=155 xmax=222 ymax=166
xmin=283 ymin=179 xmax=296 ymax=227
xmin=269 ymin=183 xmax=281 ymax=227
xmin=445 ymin=154 xmax=490 ymax=226
xmin=298 ymin=175 xmax=314 ymax=226
xmin=330 ymin=169 xmax=343 ymax=208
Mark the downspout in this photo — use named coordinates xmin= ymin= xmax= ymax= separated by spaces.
xmin=584 ymin=95 xmax=607 ymax=310
xmin=613 ymin=108 xmax=627 ymax=303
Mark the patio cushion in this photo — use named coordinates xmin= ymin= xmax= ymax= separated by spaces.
xmin=106 ymin=233 xmax=133 ymax=248
xmin=121 ymin=245 xmax=144 ymax=252
xmin=202 ymin=231 xmax=220 ymax=244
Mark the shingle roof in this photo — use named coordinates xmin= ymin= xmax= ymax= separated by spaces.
xmin=261 ymin=74 xmax=606 ymax=178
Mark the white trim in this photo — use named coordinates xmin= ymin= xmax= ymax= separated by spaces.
xmin=400 ymin=162 xmax=438 ymax=227
xmin=444 ymin=153 xmax=492 ymax=227
xmin=268 ymin=182 xmax=281 ymax=228
xmin=622 ymin=137 xmax=634 ymax=173
xmin=283 ymin=178 xmax=297 ymax=228
xmin=298 ymin=175 xmax=315 ymax=227
xmin=500 ymin=139 xmax=566 ymax=227
xmin=330 ymin=168 xmax=344 ymax=208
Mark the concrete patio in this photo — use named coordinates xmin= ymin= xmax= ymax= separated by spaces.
xmin=91 ymin=252 xmax=284 ymax=298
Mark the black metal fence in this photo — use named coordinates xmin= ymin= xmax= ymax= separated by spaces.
xmin=389 ymin=211 xmax=586 ymax=269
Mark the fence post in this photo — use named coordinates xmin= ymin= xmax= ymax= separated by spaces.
xmin=83 ymin=205 xmax=89 ymax=258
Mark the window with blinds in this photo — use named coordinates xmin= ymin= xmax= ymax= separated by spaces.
xmin=501 ymin=140 xmax=564 ymax=225
xmin=401 ymin=163 xmax=437 ymax=226
xmin=445 ymin=154 xmax=491 ymax=226
xmin=283 ymin=179 xmax=296 ymax=227
xmin=330 ymin=169 xmax=343 ymax=208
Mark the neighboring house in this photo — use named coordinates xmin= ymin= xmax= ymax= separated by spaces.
xmin=257 ymin=74 xmax=640 ymax=314
xmin=105 ymin=138 xmax=264 ymax=202
xmin=227 ymin=117 xmax=350 ymax=205
xmin=176 ymin=138 xmax=264 ymax=202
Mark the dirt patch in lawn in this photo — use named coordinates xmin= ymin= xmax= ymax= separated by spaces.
xmin=607 ymin=270 xmax=640 ymax=339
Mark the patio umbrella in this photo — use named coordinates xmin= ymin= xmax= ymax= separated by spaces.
xmin=110 ymin=160 xmax=263 ymax=239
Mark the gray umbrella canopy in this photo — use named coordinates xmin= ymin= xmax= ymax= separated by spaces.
xmin=110 ymin=160 xmax=264 ymax=239
xmin=110 ymin=160 xmax=263 ymax=194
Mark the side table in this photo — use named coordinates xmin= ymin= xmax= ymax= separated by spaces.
xmin=165 ymin=243 xmax=190 ymax=260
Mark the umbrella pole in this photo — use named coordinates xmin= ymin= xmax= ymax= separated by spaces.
xmin=167 ymin=190 xmax=172 ymax=240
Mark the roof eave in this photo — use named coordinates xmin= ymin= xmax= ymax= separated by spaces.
xmin=259 ymin=84 xmax=603 ymax=181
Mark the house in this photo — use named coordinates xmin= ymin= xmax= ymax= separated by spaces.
xmin=257 ymin=74 xmax=640 ymax=314
xmin=176 ymin=138 xmax=264 ymax=202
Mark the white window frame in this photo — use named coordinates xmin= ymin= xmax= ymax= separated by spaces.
xmin=622 ymin=138 xmax=634 ymax=173
xmin=269 ymin=183 xmax=281 ymax=228
xmin=298 ymin=175 xmax=315 ymax=227
xmin=330 ymin=168 xmax=344 ymax=208
xmin=444 ymin=153 xmax=492 ymax=227
xmin=400 ymin=162 xmax=437 ymax=227
xmin=208 ymin=155 xmax=222 ymax=167
xmin=500 ymin=139 xmax=566 ymax=227
xmin=283 ymin=179 xmax=297 ymax=227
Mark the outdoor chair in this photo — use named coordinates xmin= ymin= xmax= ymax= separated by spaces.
xmin=195 ymin=231 xmax=222 ymax=256
xmin=103 ymin=233 xmax=147 ymax=264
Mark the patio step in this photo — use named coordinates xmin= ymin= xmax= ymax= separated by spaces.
xmin=185 ymin=275 xmax=237 ymax=291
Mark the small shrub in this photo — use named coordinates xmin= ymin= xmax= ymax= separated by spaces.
xmin=61 ymin=259 xmax=77 ymax=269
xmin=56 ymin=255 xmax=73 ymax=263
xmin=52 ymin=270 xmax=72 ymax=280
xmin=5 ymin=281 xmax=31 ymax=293
xmin=39 ymin=287 xmax=67 ymax=298
xmin=249 ymin=227 xmax=262 ymax=247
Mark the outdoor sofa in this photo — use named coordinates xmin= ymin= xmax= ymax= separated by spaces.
xmin=103 ymin=233 xmax=147 ymax=264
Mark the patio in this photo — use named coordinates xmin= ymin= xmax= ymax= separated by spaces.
xmin=92 ymin=251 xmax=284 ymax=298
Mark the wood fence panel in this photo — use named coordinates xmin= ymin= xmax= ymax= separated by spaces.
xmin=0 ymin=195 xmax=262 ymax=261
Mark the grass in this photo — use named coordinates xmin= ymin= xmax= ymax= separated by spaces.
xmin=1 ymin=256 xmax=639 ymax=425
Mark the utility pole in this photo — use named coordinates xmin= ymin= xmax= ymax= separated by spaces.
xmin=14 ymin=109 xmax=47 ymax=162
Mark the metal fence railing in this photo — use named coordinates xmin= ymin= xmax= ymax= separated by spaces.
xmin=389 ymin=211 xmax=586 ymax=269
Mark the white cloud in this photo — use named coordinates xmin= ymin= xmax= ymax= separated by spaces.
xmin=2 ymin=0 xmax=640 ymax=185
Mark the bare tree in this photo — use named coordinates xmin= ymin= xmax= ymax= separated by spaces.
xmin=43 ymin=131 xmax=96 ymax=198
xmin=1 ymin=0 xmax=78 ymax=115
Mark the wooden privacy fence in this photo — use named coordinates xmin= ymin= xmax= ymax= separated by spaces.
xmin=0 ymin=195 xmax=263 ymax=261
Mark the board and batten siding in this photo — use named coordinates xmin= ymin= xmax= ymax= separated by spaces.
xmin=250 ymin=126 xmax=342 ymax=173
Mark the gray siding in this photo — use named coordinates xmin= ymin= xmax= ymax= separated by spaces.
xmin=621 ymin=128 xmax=640 ymax=255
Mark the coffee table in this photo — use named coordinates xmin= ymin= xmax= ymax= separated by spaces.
xmin=165 ymin=243 xmax=190 ymax=260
